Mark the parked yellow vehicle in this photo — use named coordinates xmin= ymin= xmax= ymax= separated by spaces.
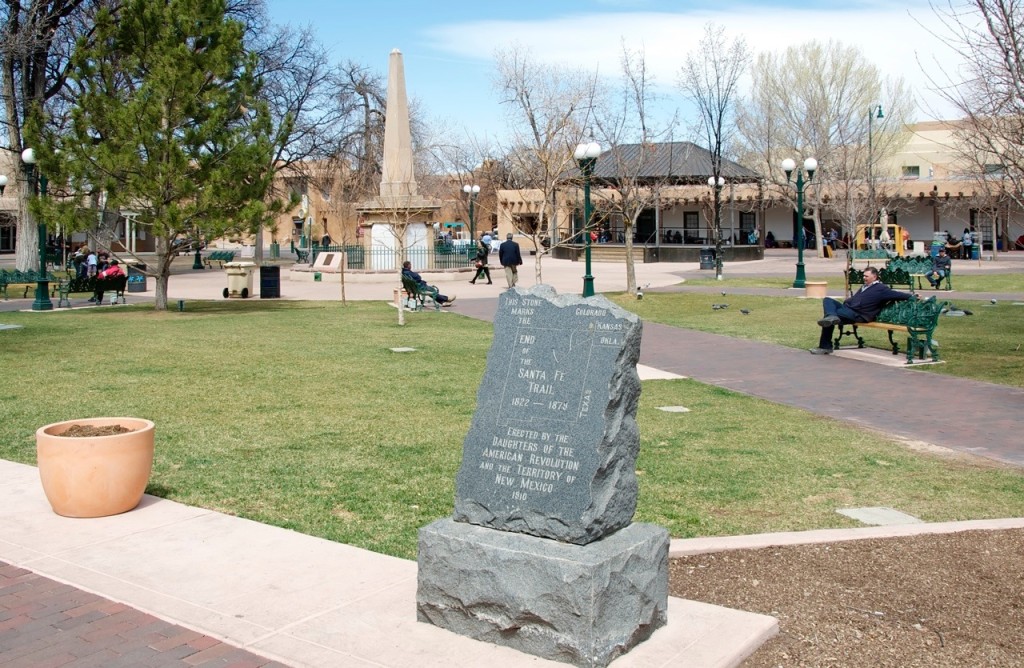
xmin=854 ymin=223 xmax=907 ymax=256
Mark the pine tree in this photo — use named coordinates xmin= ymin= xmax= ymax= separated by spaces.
xmin=37 ymin=0 xmax=275 ymax=310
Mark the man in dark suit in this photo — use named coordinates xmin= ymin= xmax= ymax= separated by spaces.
xmin=497 ymin=233 xmax=523 ymax=289
xmin=402 ymin=261 xmax=455 ymax=306
xmin=810 ymin=266 xmax=915 ymax=354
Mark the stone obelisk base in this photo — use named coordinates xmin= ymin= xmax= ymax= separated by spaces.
xmin=417 ymin=519 xmax=669 ymax=668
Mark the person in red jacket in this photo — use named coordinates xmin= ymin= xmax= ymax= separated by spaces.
xmin=89 ymin=260 xmax=126 ymax=304
xmin=809 ymin=266 xmax=915 ymax=355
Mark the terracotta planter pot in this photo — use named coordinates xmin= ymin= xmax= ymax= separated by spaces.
xmin=36 ymin=417 xmax=155 ymax=518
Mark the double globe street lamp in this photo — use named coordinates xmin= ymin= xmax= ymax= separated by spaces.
xmin=574 ymin=141 xmax=602 ymax=297
xmin=781 ymin=157 xmax=817 ymax=289
xmin=463 ymin=184 xmax=480 ymax=243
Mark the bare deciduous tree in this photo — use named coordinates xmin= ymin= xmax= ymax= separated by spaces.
xmin=926 ymin=0 xmax=1024 ymax=249
xmin=737 ymin=40 xmax=913 ymax=256
xmin=593 ymin=42 xmax=677 ymax=295
xmin=493 ymin=46 xmax=598 ymax=283
xmin=1 ymin=0 xmax=93 ymax=271
xmin=678 ymin=23 xmax=750 ymax=279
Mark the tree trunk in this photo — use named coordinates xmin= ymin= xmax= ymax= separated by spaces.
xmin=623 ymin=221 xmax=637 ymax=294
xmin=812 ymin=206 xmax=824 ymax=259
xmin=15 ymin=187 xmax=39 ymax=272
xmin=153 ymin=244 xmax=172 ymax=311
xmin=532 ymin=207 xmax=548 ymax=284
xmin=397 ymin=265 xmax=405 ymax=326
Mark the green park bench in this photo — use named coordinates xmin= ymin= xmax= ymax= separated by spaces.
xmin=848 ymin=255 xmax=953 ymax=292
xmin=894 ymin=256 xmax=954 ymax=291
xmin=833 ymin=296 xmax=949 ymax=364
xmin=92 ymin=275 xmax=128 ymax=304
xmin=0 ymin=269 xmax=61 ymax=300
xmin=203 ymin=250 xmax=236 ymax=268
xmin=400 ymin=275 xmax=441 ymax=311
xmin=53 ymin=275 xmax=128 ymax=306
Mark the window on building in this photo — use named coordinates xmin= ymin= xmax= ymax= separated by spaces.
xmin=683 ymin=211 xmax=700 ymax=244
xmin=902 ymin=165 xmax=920 ymax=178
xmin=514 ymin=214 xmax=539 ymax=235
xmin=983 ymin=163 xmax=1005 ymax=175
xmin=739 ymin=212 xmax=756 ymax=244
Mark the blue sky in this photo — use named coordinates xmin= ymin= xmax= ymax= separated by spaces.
xmin=265 ymin=1 xmax=960 ymax=143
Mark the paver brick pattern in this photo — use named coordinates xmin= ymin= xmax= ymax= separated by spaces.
xmin=0 ymin=562 xmax=289 ymax=668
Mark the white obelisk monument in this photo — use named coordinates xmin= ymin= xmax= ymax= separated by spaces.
xmin=357 ymin=49 xmax=440 ymax=270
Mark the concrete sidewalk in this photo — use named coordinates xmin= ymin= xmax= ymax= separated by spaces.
xmin=0 ymin=459 xmax=778 ymax=668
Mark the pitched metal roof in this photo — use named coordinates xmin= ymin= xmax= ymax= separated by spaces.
xmin=584 ymin=141 xmax=760 ymax=184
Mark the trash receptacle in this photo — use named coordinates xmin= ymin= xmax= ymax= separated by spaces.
xmin=260 ymin=265 xmax=280 ymax=298
xmin=269 ymin=242 xmax=280 ymax=259
xmin=971 ymin=245 xmax=980 ymax=260
xmin=223 ymin=261 xmax=256 ymax=298
xmin=126 ymin=263 xmax=147 ymax=292
xmin=699 ymin=247 xmax=716 ymax=270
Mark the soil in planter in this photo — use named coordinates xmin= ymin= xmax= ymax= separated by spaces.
xmin=61 ymin=425 xmax=136 ymax=437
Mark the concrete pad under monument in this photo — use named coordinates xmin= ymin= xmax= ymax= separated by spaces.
xmin=418 ymin=285 xmax=669 ymax=667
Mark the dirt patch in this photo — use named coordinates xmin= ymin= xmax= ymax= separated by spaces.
xmin=669 ymin=528 xmax=1024 ymax=667
xmin=61 ymin=424 xmax=135 ymax=437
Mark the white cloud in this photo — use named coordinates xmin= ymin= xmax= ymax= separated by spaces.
xmin=425 ymin=3 xmax=964 ymax=122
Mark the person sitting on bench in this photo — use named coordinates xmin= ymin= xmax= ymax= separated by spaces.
xmin=927 ymin=247 xmax=951 ymax=289
xmin=401 ymin=261 xmax=455 ymax=307
xmin=809 ymin=266 xmax=914 ymax=355
xmin=89 ymin=260 xmax=125 ymax=304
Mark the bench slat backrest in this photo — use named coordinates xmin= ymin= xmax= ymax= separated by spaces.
xmin=401 ymin=275 xmax=420 ymax=296
xmin=877 ymin=296 xmax=945 ymax=328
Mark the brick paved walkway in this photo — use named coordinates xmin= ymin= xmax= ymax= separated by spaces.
xmin=0 ymin=562 xmax=286 ymax=668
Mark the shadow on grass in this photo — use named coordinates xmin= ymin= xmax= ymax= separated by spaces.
xmin=169 ymin=300 xmax=333 ymax=315
xmin=145 ymin=482 xmax=174 ymax=498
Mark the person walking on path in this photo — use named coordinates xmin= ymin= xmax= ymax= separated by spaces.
xmin=810 ymin=266 xmax=915 ymax=355
xmin=469 ymin=235 xmax=492 ymax=284
xmin=497 ymin=233 xmax=522 ymax=289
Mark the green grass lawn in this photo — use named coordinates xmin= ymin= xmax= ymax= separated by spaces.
xmin=610 ymin=292 xmax=1024 ymax=387
xmin=1 ymin=300 xmax=1022 ymax=560
xmin=682 ymin=272 xmax=1024 ymax=292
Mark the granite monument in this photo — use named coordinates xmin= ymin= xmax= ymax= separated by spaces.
xmin=417 ymin=285 xmax=669 ymax=667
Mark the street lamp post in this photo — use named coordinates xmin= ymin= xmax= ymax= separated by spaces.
xmin=463 ymin=184 xmax=480 ymax=242
xmin=707 ymin=175 xmax=725 ymax=280
xmin=781 ymin=157 xmax=817 ymax=289
xmin=192 ymin=231 xmax=205 ymax=270
xmin=21 ymin=148 xmax=53 ymax=311
xmin=867 ymin=104 xmax=884 ymax=231
xmin=574 ymin=141 xmax=601 ymax=297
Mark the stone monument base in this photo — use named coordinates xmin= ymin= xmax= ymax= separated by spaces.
xmin=417 ymin=519 xmax=669 ymax=668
